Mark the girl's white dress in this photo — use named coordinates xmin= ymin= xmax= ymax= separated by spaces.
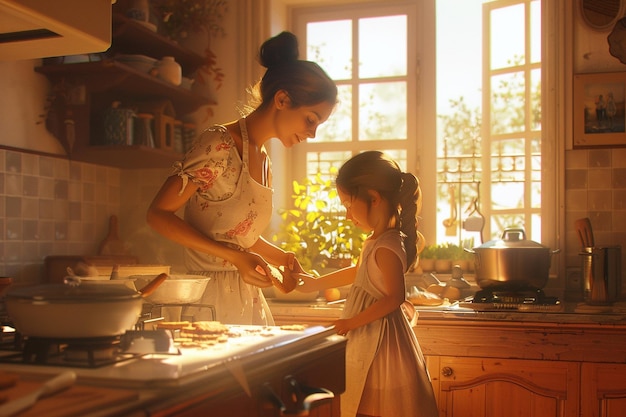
xmin=341 ymin=229 xmax=439 ymax=417
xmin=171 ymin=119 xmax=274 ymax=325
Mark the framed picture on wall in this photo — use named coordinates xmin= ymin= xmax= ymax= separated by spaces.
xmin=573 ymin=71 xmax=626 ymax=148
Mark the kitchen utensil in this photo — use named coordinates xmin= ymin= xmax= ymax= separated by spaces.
xmin=0 ymin=372 xmax=76 ymax=417
xmin=131 ymin=274 xmax=210 ymax=304
xmin=98 ymin=215 xmax=129 ymax=256
xmin=3 ymin=273 xmax=166 ymax=338
xmin=465 ymin=228 xmax=560 ymax=290
xmin=137 ymin=273 xmax=168 ymax=297
xmin=581 ymin=246 xmax=622 ymax=305
xmin=575 ymin=217 xmax=595 ymax=248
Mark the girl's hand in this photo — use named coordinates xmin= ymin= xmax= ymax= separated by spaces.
xmin=333 ymin=318 xmax=353 ymax=336
xmin=284 ymin=252 xmax=315 ymax=292
xmin=232 ymin=252 xmax=273 ymax=288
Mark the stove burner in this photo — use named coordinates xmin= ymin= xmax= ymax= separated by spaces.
xmin=469 ymin=288 xmax=562 ymax=311
xmin=0 ymin=330 xmax=172 ymax=368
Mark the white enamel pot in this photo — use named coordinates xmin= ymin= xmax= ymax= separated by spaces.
xmin=5 ymin=280 xmax=146 ymax=339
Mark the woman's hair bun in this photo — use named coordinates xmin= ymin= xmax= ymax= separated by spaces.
xmin=258 ymin=31 xmax=300 ymax=69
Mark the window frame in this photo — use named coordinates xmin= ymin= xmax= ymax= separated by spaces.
xmin=284 ymin=0 xmax=563 ymax=281
xmin=289 ymin=0 xmax=421 ymax=182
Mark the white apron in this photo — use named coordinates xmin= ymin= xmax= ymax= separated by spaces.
xmin=172 ymin=118 xmax=274 ymax=325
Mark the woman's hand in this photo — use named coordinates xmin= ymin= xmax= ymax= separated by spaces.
xmin=231 ymin=251 xmax=273 ymax=288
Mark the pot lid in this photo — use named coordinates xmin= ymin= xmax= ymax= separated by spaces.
xmin=476 ymin=228 xmax=548 ymax=250
xmin=5 ymin=279 xmax=140 ymax=302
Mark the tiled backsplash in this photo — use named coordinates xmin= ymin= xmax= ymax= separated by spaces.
xmin=0 ymin=147 xmax=186 ymax=284
xmin=2 ymin=145 xmax=625 ymax=295
xmin=564 ymin=147 xmax=626 ymax=300
xmin=0 ymin=149 xmax=122 ymax=283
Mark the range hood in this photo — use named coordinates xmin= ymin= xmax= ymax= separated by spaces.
xmin=0 ymin=0 xmax=113 ymax=61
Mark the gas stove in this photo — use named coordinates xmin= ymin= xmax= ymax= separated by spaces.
xmin=0 ymin=324 xmax=338 ymax=389
xmin=460 ymin=288 xmax=563 ymax=312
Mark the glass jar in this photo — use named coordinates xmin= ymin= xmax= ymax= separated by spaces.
xmin=134 ymin=113 xmax=155 ymax=147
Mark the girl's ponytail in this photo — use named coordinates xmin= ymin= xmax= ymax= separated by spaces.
xmin=398 ymin=172 xmax=421 ymax=271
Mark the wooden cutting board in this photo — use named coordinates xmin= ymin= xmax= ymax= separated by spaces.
xmin=0 ymin=375 xmax=139 ymax=417
xmin=98 ymin=215 xmax=130 ymax=256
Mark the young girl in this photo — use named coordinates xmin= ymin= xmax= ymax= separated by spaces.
xmin=299 ymin=151 xmax=438 ymax=417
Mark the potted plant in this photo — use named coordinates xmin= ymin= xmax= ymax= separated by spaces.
xmin=271 ymin=171 xmax=367 ymax=276
xmin=418 ymin=244 xmax=438 ymax=272
xmin=152 ymin=0 xmax=227 ymax=92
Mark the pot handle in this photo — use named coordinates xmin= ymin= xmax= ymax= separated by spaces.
xmin=502 ymin=228 xmax=526 ymax=241
xmin=138 ymin=273 xmax=168 ymax=297
xmin=463 ymin=247 xmax=476 ymax=254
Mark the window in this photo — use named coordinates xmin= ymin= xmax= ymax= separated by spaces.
xmin=291 ymin=2 xmax=418 ymax=180
xmin=290 ymin=0 xmax=553 ymax=248
xmin=436 ymin=0 xmax=543 ymax=249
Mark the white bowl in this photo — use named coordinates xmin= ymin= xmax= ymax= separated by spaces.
xmin=131 ymin=274 xmax=210 ymax=304
xmin=115 ymin=54 xmax=157 ymax=73
xmin=77 ymin=276 xmax=137 ymax=291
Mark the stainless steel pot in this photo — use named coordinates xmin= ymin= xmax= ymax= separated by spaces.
xmin=5 ymin=274 xmax=166 ymax=338
xmin=465 ymin=228 xmax=560 ymax=290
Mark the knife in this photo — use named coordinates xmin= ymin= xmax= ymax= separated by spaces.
xmin=0 ymin=371 xmax=76 ymax=417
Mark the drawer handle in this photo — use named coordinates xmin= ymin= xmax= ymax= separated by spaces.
xmin=263 ymin=375 xmax=334 ymax=416
xmin=442 ymin=366 xmax=454 ymax=377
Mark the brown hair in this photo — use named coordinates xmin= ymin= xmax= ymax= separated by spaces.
xmin=247 ymin=31 xmax=337 ymax=111
xmin=336 ymin=151 xmax=423 ymax=271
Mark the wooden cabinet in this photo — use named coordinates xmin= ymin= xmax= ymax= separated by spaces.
xmin=145 ymin=336 xmax=345 ymax=417
xmin=415 ymin=316 xmax=626 ymax=417
xmin=581 ymin=363 xmax=626 ymax=417
xmin=426 ymin=356 xmax=579 ymax=417
xmin=35 ymin=13 xmax=215 ymax=168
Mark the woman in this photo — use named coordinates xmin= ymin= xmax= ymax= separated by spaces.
xmin=299 ymin=151 xmax=438 ymax=417
xmin=146 ymin=31 xmax=337 ymax=325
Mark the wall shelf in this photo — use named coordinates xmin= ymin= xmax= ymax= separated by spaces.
xmin=34 ymin=12 xmax=216 ymax=169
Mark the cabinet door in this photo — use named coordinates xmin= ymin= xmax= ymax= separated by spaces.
xmin=581 ymin=363 xmax=626 ymax=417
xmin=435 ymin=356 xmax=579 ymax=417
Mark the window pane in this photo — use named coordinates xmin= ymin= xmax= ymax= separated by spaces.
xmin=490 ymin=3 xmax=525 ymax=70
xmin=307 ymin=20 xmax=352 ymax=80
xmin=530 ymin=0 xmax=541 ymax=64
xmin=531 ymin=68 xmax=541 ymax=130
xmin=317 ymin=85 xmax=353 ymax=142
xmin=359 ymin=82 xmax=407 ymax=140
xmin=306 ymin=151 xmax=352 ymax=179
xmin=491 ymin=71 xmax=525 ymax=134
xmin=359 ymin=15 xmax=407 ymax=78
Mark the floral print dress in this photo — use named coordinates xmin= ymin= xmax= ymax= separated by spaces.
xmin=340 ymin=229 xmax=439 ymax=417
xmin=172 ymin=118 xmax=274 ymax=325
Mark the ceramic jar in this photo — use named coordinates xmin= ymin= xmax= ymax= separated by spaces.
xmin=101 ymin=101 xmax=135 ymax=145
xmin=156 ymin=56 xmax=182 ymax=86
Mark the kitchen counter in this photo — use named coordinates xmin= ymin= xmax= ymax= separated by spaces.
xmin=267 ymin=298 xmax=626 ymax=326
xmin=0 ymin=325 xmax=346 ymax=417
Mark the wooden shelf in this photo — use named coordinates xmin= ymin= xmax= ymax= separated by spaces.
xmin=110 ymin=13 xmax=206 ymax=73
xmin=70 ymin=145 xmax=182 ymax=169
xmin=35 ymin=60 xmax=213 ymax=115
xmin=33 ymin=12 xmax=217 ymax=169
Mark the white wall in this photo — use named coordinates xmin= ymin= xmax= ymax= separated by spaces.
xmin=0 ymin=60 xmax=65 ymax=154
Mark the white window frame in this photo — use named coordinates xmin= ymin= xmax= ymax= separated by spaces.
xmin=283 ymin=0 xmax=564 ymax=281
xmin=289 ymin=0 xmax=420 ymax=181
